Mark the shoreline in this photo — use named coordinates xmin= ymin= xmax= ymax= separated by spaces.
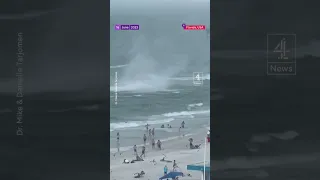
xmin=110 ymin=126 xmax=210 ymax=180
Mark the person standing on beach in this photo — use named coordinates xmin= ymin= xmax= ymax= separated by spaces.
xmin=148 ymin=129 xmax=152 ymax=140
xmin=181 ymin=121 xmax=185 ymax=128
xmin=117 ymin=132 xmax=120 ymax=152
xmin=157 ymin=140 xmax=162 ymax=150
xmin=141 ymin=146 xmax=146 ymax=157
xmin=164 ymin=165 xmax=168 ymax=175
xmin=143 ymin=134 xmax=147 ymax=145
xmin=133 ymin=145 xmax=137 ymax=156
xmin=145 ymin=124 xmax=149 ymax=131
xmin=151 ymin=138 xmax=155 ymax=149
xmin=152 ymin=128 xmax=155 ymax=137
xmin=173 ymin=160 xmax=178 ymax=171
xmin=117 ymin=132 xmax=120 ymax=141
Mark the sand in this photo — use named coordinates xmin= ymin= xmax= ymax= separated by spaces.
xmin=110 ymin=129 xmax=210 ymax=180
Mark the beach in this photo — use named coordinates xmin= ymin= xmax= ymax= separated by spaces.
xmin=110 ymin=127 xmax=210 ymax=180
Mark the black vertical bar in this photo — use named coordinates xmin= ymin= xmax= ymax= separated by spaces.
xmin=0 ymin=0 xmax=110 ymax=179
xmin=209 ymin=0 xmax=214 ymax=178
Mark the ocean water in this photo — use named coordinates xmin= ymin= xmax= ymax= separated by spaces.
xmin=109 ymin=9 xmax=210 ymax=151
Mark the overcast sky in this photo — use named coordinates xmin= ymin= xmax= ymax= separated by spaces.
xmin=0 ymin=0 xmax=319 ymax=95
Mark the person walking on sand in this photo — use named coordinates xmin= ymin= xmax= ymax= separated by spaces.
xmin=133 ymin=145 xmax=137 ymax=156
xmin=164 ymin=165 xmax=168 ymax=175
xmin=143 ymin=134 xmax=147 ymax=145
xmin=116 ymin=132 xmax=120 ymax=152
xmin=141 ymin=146 xmax=146 ymax=157
xmin=173 ymin=160 xmax=178 ymax=171
xmin=151 ymin=138 xmax=155 ymax=149
xmin=157 ymin=140 xmax=162 ymax=150
xmin=117 ymin=132 xmax=120 ymax=142
xmin=207 ymin=129 xmax=210 ymax=143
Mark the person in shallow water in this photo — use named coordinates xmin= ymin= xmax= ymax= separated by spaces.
xmin=149 ymin=129 xmax=152 ymax=140
xmin=117 ymin=132 xmax=120 ymax=141
xmin=152 ymin=128 xmax=155 ymax=137
xmin=116 ymin=132 xmax=120 ymax=152
xmin=181 ymin=121 xmax=185 ymax=128
xmin=143 ymin=134 xmax=147 ymax=145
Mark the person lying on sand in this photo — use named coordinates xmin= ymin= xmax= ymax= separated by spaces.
xmin=130 ymin=155 xmax=144 ymax=163
xmin=150 ymin=159 xmax=157 ymax=165
xmin=188 ymin=142 xmax=201 ymax=149
xmin=133 ymin=171 xmax=145 ymax=178
xmin=160 ymin=154 xmax=172 ymax=162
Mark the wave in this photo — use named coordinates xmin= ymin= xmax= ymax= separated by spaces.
xmin=0 ymin=108 xmax=12 ymax=113
xmin=110 ymin=109 xmax=209 ymax=131
xmin=163 ymin=109 xmax=210 ymax=117
xmin=109 ymin=73 xmax=210 ymax=92
xmin=188 ymin=103 xmax=203 ymax=107
xmin=187 ymin=102 xmax=203 ymax=110
xmin=169 ymin=73 xmax=210 ymax=81
xmin=110 ymin=118 xmax=175 ymax=131
xmin=110 ymin=77 xmax=169 ymax=92
xmin=110 ymin=64 xmax=128 ymax=69
xmin=48 ymin=104 xmax=100 ymax=113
